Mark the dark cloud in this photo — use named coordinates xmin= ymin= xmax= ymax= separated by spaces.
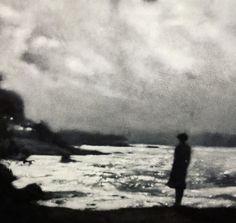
xmin=184 ymin=72 xmax=198 ymax=81
xmin=21 ymin=52 xmax=49 ymax=71
xmin=143 ymin=0 xmax=158 ymax=2
xmin=0 ymin=72 xmax=4 ymax=82
xmin=110 ymin=0 xmax=120 ymax=8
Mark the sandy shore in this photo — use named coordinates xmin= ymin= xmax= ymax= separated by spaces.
xmin=1 ymin=203 xmax=235 ymax=223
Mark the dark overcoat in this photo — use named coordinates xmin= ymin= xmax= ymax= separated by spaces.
xmin=167 ymin=142 xmax=191 ymax=189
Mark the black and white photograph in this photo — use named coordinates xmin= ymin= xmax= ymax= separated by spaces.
xmin=0 ymin=0 xmax=235 ymax=222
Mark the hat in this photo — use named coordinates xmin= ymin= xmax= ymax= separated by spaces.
xmin=177 ymin=133 xmax=188 ymax=141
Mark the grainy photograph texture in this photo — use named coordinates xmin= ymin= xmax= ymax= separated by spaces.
xmin=0 ymin=0 xmax=235 ymax=222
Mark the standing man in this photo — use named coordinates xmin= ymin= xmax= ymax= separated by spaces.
xmin=167 ymin=133 xmax=191 ymax=206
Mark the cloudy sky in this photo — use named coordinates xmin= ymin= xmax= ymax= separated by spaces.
xmin=1 ymin=0 xmax=236 ymax=135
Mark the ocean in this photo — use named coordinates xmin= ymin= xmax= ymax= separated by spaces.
xmin=7 ymin=144 xmax=236 ymax=210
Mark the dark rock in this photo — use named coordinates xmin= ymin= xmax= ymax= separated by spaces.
xmin=19 ymin=183 xmax=44 ymax=201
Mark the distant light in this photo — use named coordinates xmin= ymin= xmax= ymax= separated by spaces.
xmin=18 ymin=126 xmax=24 ymax=131
xmin=25 ymin=127 xmax=33 ymax=132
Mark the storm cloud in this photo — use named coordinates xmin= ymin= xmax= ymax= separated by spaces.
xmin=0 ymin=0 xmax=236 ymax=135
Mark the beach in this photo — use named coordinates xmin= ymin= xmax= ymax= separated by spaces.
xmin=2 ymin=144 xmax=235 ymax=222
xmin=1 ymin=203 xmax=235 ymax=223
xmin=8 ymin=145 xmax=236 ymax=209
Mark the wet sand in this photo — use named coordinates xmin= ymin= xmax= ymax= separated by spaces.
xmin=1 ymin=204 xmax=235 ymax=223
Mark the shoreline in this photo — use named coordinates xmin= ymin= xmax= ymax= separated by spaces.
xmin=1 ymin=203 xmax=235 ymax=223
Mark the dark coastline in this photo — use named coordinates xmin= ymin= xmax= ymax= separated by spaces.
xmin=1 ymin=203 xmax=236 ymax=223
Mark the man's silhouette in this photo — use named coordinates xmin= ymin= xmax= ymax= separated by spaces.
xmin=167 ymin=133 xmax=191 ymax=206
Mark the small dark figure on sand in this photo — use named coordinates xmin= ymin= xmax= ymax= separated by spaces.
xmin=60 ymin=154 xmax=76 ymax=163
xmin=19 ymin=150 xmax=34 ymax=165
xmin=20 ymin=157 xmax=34 ymax=165
xmin=167 ymin=133 xmax=191 ymax=206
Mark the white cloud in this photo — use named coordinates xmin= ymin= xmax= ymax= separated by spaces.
xmin=31 ymin=36 xmax=60 ymax=49
xmin=1 ymin=0 xmax=236 ymax=134
xmin=65 ymin=56 xmax=93 ymax=75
